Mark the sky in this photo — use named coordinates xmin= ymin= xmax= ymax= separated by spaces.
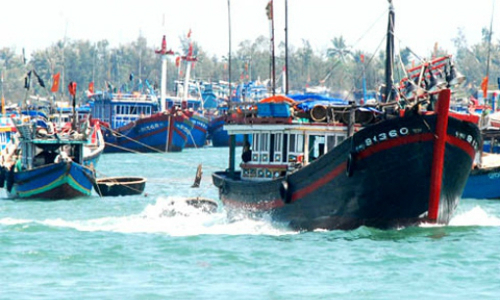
xmin=0 ymin=0 xmax=498 ymax=62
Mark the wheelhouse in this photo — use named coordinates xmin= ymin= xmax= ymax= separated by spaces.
xmin=227 ymin=123 xmax=349 ymax=181
xmin=89 ymin=92 xmax=158 ymax=129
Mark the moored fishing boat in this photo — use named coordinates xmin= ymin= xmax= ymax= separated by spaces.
xmin=1 ymin=117 xmax=96 ymax=199
xmin=462 ymin=129 xmax=500 ymax=199
xmin=90 ymin=92 xmax=193 ymax=153
xmin=212 ymin=1 xmax=481 ymax=230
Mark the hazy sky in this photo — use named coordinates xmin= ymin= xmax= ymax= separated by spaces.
xmin=0 ymin=0 xmax=497 ymax=61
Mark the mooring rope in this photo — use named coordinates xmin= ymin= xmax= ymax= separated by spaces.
xmin=103 ymin=126 xmax=166 ymax=153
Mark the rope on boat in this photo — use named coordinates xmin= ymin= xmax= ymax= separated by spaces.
xmin=187 ymin=129 xmax=198 ymax=149
xmin=103 ymin=126 xmax=167 ymax=153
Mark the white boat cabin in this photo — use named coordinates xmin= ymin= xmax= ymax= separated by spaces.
xmin=90 ymin=93 xmax=156 ymax=129
xmin=226 ymin=123 xmax=349 ymax=181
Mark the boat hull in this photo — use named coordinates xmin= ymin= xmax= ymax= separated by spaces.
xmin=185 ymin=113 xmax=209 ymax=148
xmin=5 ymin=161 xmax=95 ymax=200
xmin=212 ymin=114 xmax=480 ymax=230
xmin=463 ymin=165 xmax=500 ymax=199
xmin=103 ymin=113 xmax=193 ymax=153
xmin=209 ymin=116 xmax=246 ymax=147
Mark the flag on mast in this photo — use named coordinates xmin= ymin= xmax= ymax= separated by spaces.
xmin=51 ymin=72 xmax=60 ymax=93
xmin=265 ymin=1 xmax=273 ymax=20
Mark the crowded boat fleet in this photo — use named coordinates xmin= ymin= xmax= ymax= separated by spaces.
xmin=1 ymin=0 xmax=499 ymax=231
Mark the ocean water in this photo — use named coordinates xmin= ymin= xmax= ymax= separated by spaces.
xmin=1 ymin=147 xmax=499 ymax=300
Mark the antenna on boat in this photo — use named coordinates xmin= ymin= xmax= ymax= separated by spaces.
xmin=383 ymin=0 xmax=395 ymax=103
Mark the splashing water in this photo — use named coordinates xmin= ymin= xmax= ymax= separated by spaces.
xmin=0 ymin=196 xmax=296 ymax=236
xmin=449 ymin=205 xmax=500 ymax=226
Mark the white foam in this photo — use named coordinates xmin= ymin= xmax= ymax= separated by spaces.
xmin=8 ymin=196 xmax=295 ymax=236
xmin=449 ymin=205 xmax=500 ymax=227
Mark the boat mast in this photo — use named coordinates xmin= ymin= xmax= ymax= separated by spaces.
xmin=227 ymin=0 xmax=236 ymax=178
xmin=182 ymin=30 xmax=196 ymax=104
xmin=284 ymin=0 xmax=289 ymax=95
xmin=155 ymin=35 xmax=174 ymax=112
xmin=266 ymin=0 xmax=276 ymax=96
xmin=1 ymin=71 xmax=4 ymax=115
xmin=383 ymin=0 xmax=395 ymax=103
xmin=228 ymin=0 xmax=232 ymax=103
xmin=483 ymin=0 xmax=494 ymax=106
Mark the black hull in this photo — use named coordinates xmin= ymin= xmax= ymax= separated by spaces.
xmin=212 ymin=114 xmax=480 ymax=230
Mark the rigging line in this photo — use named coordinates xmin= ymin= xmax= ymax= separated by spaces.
xmin=186 ymin=128 xmax=198 ymax=149
xmin=350 ymin=8 xmax=389 ymax=49
xmin=341 ymin=34 xmax=386 ymax=103
xmin=103 ymin=126 xmax=168 ymax=153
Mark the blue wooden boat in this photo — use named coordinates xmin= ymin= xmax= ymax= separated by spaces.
xmin=89 ymin=92 xmax=193 ymax=153
xmin=208 ymin=115 xmax=246 ymax=147
xmin=1 ymin=119 xmax=95 ymax=200
xmin=462 ymin=130 xmax=500 ymax=199
xmin=463 ymin=159 xmax=500 ymax=199
xmin=165 ymin=95 xmax=209 ymax=149
xmin=185 ymin=112 xmax=209 ymax=148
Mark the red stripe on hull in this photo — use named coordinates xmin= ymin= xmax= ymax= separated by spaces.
xmin=356 ymin=133 xmax=434 ymax=160
xmin=288 ymin=132 xmax=475 ymax=205
xmin=291 ymin=162 xmax=347 ymax=202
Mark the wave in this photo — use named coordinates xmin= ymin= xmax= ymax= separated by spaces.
xmin=0 ymin=196 xmax=296 ymax=236
xmin=448 ymin=205 xmax=500 ymax=227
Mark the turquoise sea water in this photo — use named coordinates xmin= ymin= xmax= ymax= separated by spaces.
xmin=1 ymin=147 xmax=500 ymax=300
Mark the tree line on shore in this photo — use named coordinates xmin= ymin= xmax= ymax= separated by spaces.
xmin=0 ymin=27 xmax=498 ymax=105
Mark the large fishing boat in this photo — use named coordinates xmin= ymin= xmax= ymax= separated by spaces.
xmin=212 ymin=1 xmax=481 ymax=230
xmin=89 ymin=92 xmax=193 ymax=153
xmin=156 ymin=34 xmax=209 ymax=149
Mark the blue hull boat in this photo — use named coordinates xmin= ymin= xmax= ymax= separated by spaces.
xmin=463 ymin=154 xmax=500 ymax=199
xmin=185 ymin=112 xmax=209 ymax=148
xmin=5 ymin=161 xmax=95 ymax=199
xmin=102 ymin=112 xmax=193 ymax=153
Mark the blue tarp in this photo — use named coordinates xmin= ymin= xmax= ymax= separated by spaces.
xmin=288 ymin=94 xmax=349 ymax=111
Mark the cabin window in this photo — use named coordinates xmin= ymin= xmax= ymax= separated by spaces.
xmin=252 ymin=133 xmax=259 ymax=162
xmin=273 ymin=133 xmax=282 ymax=162
xmin=309 ymin=135 xmax=325 ymax=161
xmin=288 ymin=133 xmax=304 ymax=163
xmin=289 ymin=134 xmax=296 ymax=152
xmin=327 ymin=135 xmax=336 ymax=151
xmin=259 ymin=133 xmax=269 ymax=162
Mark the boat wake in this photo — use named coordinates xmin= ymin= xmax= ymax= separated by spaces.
xmin=418 ymin=205 xmax=500 ymax=228
xmin=448 ymin=205 xmax=500 ymax=227
xmin=0 ymin=196 xmax=296 ymax=236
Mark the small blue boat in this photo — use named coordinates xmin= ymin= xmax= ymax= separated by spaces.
xmin=463 ymin=163 xmax=500 ymax=199
xmin=2 ymin=120 xmax=96 ymax=200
